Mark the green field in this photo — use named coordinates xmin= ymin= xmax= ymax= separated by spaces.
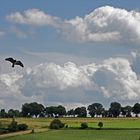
xmin=1 ymin=117 xmax=140 ymax=140
xmin=1 ymin=117 xmax=140 ymax=129
xmin=1 ymin=130 xmax=140 ymax=140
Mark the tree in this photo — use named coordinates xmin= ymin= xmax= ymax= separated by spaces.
xmin=8 ymin=109 xmax=15 ymax=118
xmin=109 ymin=102 xmax=121 ymax=117
xmin=22 ymin=102 xmax=44 ymax=117
xmin=45 ymin=105 xmax=66 ymax=117
xmin=29 ymin=102 xmax=44 ymax=117
xmin=67 ymin=109 xmax=75 ymax=117
xmin=21 ymin=103 xmax=31 ymax=117
xmin=45 ymin=106 xmax=58 ymax=117
xmin=132 ymin=103 xmax=140 ymax=117
xmin=121 ymin=106 xmax=132 ymax=117
xmin=8 ymin=109 xmax=20 ymax=118
xmin=56 ymin=105 xmax=66 ymax=117
xmin=74 ymin=107 xmax=87 ymax=117
xmin=0 ymin=109 xmax=7 ymax=118
xmin=98 ymin=122 xmax=103 ymax=129
xmin=102 ymin=110 xmax=110 ymax=117
xmin=88 ymin=103 xmax=104 ymax=117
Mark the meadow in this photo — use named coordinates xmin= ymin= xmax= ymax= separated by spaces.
xmin=1 ymin=117 xmax=140 ymax=140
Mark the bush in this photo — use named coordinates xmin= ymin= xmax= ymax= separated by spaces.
xmin=0 ymin=128 xmax=9 ymax=134
xmin=8 ymin=118 xmax=28 ymax=132
xmin=18 ymin=124 xmax=28 ymax=131
xmin=80 ymin=122 xmax=88 ymax=129
xmin=8 ymin=120 xmax=18 ymax=132
xmin=65 ymin=124 xmax=68 ymax=128
xmin=31 ymin=128 xmax=34 ymax=133
xmin=98 ymin=122 xmax=103 ymax=129
xmin=49 ymin=119 xmax=65 ymax=129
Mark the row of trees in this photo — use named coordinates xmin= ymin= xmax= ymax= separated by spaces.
xmin=0 ymin=102 xmax=140 ymax=118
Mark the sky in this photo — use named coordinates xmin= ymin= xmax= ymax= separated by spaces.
xmin=1 ymin=0 xmax=140 ymax=110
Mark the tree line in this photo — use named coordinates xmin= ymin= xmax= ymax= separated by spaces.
xmin=0 ymin=102 xmax=140 ymax=118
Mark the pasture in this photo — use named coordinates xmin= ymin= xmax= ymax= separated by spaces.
xmin=1 ymin=130 xmax=140 ymax=140
xmin=0 ymin=117 xmax=140 ymax=140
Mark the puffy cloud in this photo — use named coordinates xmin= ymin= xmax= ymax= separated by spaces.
xmin=131 ymin=51 xmax=140 ymax=75
xmin=1 ymin=55 xmax=140 ymax=109
xmin=6 ymin=6 xmax=140 ymax=45
xmin=6 ymin=9 xmax=63 ymax=28
xmin=22 ymin=62 xmax=93 ymax=91
xmin=96 ymin=58 xmax=140 ymax=100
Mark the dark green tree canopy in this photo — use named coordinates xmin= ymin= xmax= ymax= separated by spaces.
xmin=132 ymin=103 xmax=140 ymax=116
xmin=45 ymin=105 xmax=66 ymax=117
xmin=22 ymin=102 xmax=44 ymax=117
xmin=74 ymin=107 xmax=87 ymax=117
xmin=88 ymin=103 xmax=104 ymax=117
xmin=109 ymin=102 xmax=121 ymax=117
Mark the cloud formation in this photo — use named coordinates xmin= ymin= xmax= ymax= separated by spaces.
xmin=6 ymin=6 xmax=140 ymax=45
xmin=7 ymin=9 xmax=62 ymax=28
xmin=0 ymin=31 xmax=5 ymax=37
xmin=1 ymin=55 xmax=140 ymax=109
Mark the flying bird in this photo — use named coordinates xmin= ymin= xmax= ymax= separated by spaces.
xmin=5 ymin=57 xmax=24 ymax=68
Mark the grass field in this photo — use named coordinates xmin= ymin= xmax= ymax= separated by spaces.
xmin=1 ymin=117 xmax=140 ymax=129
xmin=1 ymin=130 xmax=140 ymax=140
xmin=1 ymin=117 xmax=140 ymax=140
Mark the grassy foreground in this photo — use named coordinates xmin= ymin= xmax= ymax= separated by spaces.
xmin=1 ymin=117 xmax=140 ymax=140
xmin=1 ymin=129 xmax=140 ymax=140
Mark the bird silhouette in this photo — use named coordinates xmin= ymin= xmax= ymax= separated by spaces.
xmin=5 ymin=57 xmax=24 ymax=68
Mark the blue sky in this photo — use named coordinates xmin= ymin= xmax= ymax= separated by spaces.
xmin=1 ymin=0 xmax=140 ymax=110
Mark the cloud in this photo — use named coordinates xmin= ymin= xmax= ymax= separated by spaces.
xmin=6 ymin=9 xmax=63 ymax=28
xmin=6 ymin=6 xmax=140 ymax=45
xmin=0 ymin=31 xmax=5 ymax=37
xmin=1 ymin=55 xmax=140 ymax=109
xmin=96 ymin=58 xmax=140 ymax=100
xmin=0 ymin=72 xmax=43 ymax=109
xmin=131 ymin=51 xmax=140 ymax=75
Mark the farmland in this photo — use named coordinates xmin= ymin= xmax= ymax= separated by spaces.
xmin=0 ymin=117 xmax=140 ymax=140
xmin=1 ymin=130 xmax=140 ymax=140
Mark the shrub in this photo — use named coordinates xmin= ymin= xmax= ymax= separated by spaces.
xmin=80 ymin=122 xmax=88 ymax=129
xmin=65 ymin=124 xmax=68 ymax=128
xmin=49 ymin=119 xmax=65 ymax=129
xmin=18 ymin=124 xmax=28 ymax=131
xmin=31 ymin=128 xmax=34 ymax=133
xmin=8 ymin=118 xmax=28 ymax=132
xmin=8 ymin=120 xmax=18 ymax=132
xmin=98 ymin=122 xmax=103 ymax=129
xmin=0 ymin=128 xmax=9 ymax=134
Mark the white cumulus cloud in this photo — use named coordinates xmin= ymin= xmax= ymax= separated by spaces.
xmin=1 ymin=55 xmax=140 ymax=109
xmin=6 ymin=9 xmax=63 ymax=28
xmin=6 ymin=6 xmax=140 ymax=45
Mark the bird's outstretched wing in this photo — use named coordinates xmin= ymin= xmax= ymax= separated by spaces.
xmin=15 ymin=61 xmax=24 ymax=67
xmin=5 ymin=57 xmax=15 ymax=63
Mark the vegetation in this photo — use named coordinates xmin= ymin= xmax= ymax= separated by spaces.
xmin=80 ymin=122 xmax=88 ymax=129
xmin=1 ymin=130 xmax=140 ymax=140
xmin=98 ymin=122 xmax=103 ymax=129
xmin=49 ymin=119 xmax=65 ymax=129
xmin=0 ymin=101 xmax=140 ymax=118
xmin=88 ymin=103 xmax=104 ymax=117
xmin=0 ymin=101 xmax=140 ymax=139
xmin=8 ymin=119 xmax=18 ymax=132
xmin=17 ymin=124 xmax=28 ymax=131
xmin=0 ymin=118 xmax=140 ymax=139
xmin=0 ymin=118 xmax=28 ymax=134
